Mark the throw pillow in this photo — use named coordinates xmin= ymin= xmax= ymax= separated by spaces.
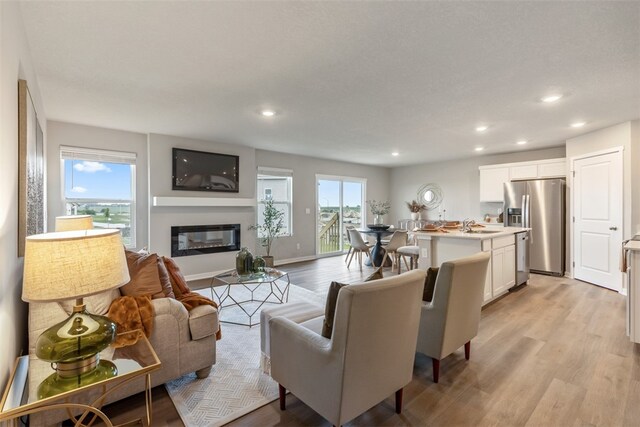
xmin=162 ymin=256 xmax=191 ymax=298
xmin=364 ymin=267 xmax=384 ymax=282
xmin=423 ymin=267 xmax=439 ymax=302
xmin=156 ymin=256 xmax=176 ymax=299
xmin=120 ymin=251 xmax=165 ymax=299
xmin=321 ymin=281 xmax=348 ymax=339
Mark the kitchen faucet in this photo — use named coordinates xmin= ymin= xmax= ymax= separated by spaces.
xmin=462 ymin=218 xmax=475 ymax=233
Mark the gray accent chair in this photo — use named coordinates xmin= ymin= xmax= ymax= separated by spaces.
xmin=27 ymin=290 xmax=218 ymax=426
xmin=416 ymin=252 xmax=491 ymax=382
xmin=270 ymin=270 xmax=426 ymax=426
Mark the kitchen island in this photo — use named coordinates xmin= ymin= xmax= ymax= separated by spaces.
xmin=413 ymin=226 xmax=530 ymax=305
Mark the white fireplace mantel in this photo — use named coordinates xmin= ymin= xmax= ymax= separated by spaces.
xmin=152 ymin=196 xmax=256 ymax=207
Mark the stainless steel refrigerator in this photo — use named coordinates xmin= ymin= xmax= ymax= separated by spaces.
xmin=504 ymin=179 xmax=565 ymax=276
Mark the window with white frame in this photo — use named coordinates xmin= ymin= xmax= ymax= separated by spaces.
xmin=257 ymin=167 xmax=293 ymax=236
xmin=61 ymin=146 xmax=137 ymax=247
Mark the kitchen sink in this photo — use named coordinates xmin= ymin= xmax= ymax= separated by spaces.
xmin=464 ymin=229 xmax=502 ymax=234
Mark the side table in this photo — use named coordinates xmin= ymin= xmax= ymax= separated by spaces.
xmin=0 ymin=330 xmax=161 ymax=427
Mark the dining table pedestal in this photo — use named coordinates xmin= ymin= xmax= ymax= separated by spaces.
xmin=356 ymin=228 xmax=394 ymax=267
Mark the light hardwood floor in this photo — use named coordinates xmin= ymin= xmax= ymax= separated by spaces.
xmin=98 ymin=256 xmax=640 ymax=427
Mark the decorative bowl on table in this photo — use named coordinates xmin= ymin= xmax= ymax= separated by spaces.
xmin=367 ymin=224 xmax=391 ymax=231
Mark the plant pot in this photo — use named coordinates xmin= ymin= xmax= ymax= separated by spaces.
xmin=410 ymin=212 xmax=420 ymax=220
xmin=263 ymin=256 xmax=274 ymax=267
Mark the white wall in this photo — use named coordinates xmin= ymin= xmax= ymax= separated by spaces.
xmin=148 ymin=133 xmax=257 ymax=276
xmin=255 ymin=149 xmax=390 ymax=261
xmin=0 ymin=2 xmax=47 ymax=387
xmin=389 ymin=146 xmax=566 ymax=225
xmin=46 ymin=121 xmax=149 ymax=249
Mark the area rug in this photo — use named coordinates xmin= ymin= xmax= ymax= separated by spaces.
xmin=165 ymin=283 xmax=325 ymax=427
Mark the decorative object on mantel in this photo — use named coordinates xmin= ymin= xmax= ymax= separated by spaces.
xmin=406 ymin=200 xmax=427 ymax=220
xmin=250 ymin=199 xmax=285 ymax=267
xmin=22 ymin=229 xmax=130 ymax=397
xmin=236 ymin=247 xmax=254 ymax=275
xmin=367 ymin=199 xmax=391 ymax=225
xmin=417 ymin=183 xmax=443 ymax=211
xmin=18 ymin=79 xmax=45 ymax=257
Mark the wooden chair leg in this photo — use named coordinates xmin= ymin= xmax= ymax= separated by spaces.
xmin=344 ymin=247 xmax=352 ymax=263
xmin=432 ymin=358 xmax=440 ymax=383
xmin=347 ymin=250 xmax=355 ymax=268
xmin=395 ymin=388 xmax=403 ymax=414
xmin=465 ymin=341 xmax=471 ymax=360
xmin=279 ymin=384 xmax=286 ymax=410
xmin=381 ymin=252 xmax=389 ymax=269
xmin=402 ymin=255 xmax=410 ymax=271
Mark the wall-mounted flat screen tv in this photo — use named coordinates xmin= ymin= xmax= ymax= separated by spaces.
xmin=172 ymin=148 xmax=239 ymax=193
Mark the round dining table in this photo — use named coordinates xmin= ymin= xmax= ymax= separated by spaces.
xmin=356 ymin=228 xmax=395 ymax=267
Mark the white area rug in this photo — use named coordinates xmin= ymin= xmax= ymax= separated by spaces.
xmin=165 ymin=283 xmax=325 ymax=427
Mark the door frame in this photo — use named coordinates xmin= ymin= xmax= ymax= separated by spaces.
xmin=569 ymin=146 xmax=624 ymax=292
xmin=315 ymin=174 xmax=367 ymax=257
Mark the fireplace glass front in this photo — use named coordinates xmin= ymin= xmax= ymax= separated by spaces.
xmin=171 ymin=224 xmax=241 ymax=257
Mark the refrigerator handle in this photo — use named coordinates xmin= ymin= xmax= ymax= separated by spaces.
xmin=521 ymin=195 xmax=527 ymax=227
xmin=526 ymin=194 xmax=532 ymax=245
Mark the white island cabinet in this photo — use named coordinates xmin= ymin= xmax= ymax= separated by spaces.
xmin=415 ymin=227 xmax=526 ymax=306
xmin=624 ymin=240 xmax=640 ymax=343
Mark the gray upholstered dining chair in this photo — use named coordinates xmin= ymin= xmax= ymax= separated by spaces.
xmin=346 ymin=228 xmax=371 ymax=270
xmin=269 ymin=270 xmax=426 ymax=426
xmin=416 ymin=252 xmax=490 ymax=383
xmin=380 ymin=230 xmax=408 ymax=273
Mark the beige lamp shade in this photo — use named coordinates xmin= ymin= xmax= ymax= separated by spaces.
xmin=55 ymin=215 xmax=94 ymax=232
xmin=22 ymin=229 xmax=130 ymax=302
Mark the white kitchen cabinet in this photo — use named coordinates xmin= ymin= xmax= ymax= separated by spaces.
xmin=537 ymin=160 xmax=566 ymax=178
xmin=480 ymin=158 xmax=566 ymax=202
xmin=625 ymin=242 xmax=640 ymax=343
xmin=479 ymin=167 xmax=510 ymax=202
xmin=491 ymin=235 xmax=516 ymax=297
xmin=510 ymin=164 xmax=538 ymax=180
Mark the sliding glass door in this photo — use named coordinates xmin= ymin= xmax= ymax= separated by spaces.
xmin=316 ymin=176 xmax=366 ymax=256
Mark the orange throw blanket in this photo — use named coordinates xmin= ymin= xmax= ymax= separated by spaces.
xmin=107 ymin=295 xmax=154 ymax=348
xmin=163 ymin=256 xmax=222 ymax=340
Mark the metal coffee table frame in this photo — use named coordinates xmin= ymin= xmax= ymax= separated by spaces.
xmin=209 ymin=268 xmax=291 ymax=327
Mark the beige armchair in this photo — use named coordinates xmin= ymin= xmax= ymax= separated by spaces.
xmin=416 ymin=252 xmax=490 ymax=383
xmin=270 ymin=270 xmax=426 ymax=426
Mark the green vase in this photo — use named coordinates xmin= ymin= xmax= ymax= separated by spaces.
xmin=253 ymin=256 xmax=266 ymax=272
xmin=236 ymin=247 xmax=254 ymax=275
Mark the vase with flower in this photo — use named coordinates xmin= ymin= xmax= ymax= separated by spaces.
xmin=367 ymin=200 xmax=391 ymax=225
xmin=406 ymin=200 xmax=426 ymax=221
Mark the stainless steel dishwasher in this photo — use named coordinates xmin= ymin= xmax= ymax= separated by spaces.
xmin=515 ymin=231 xmax=530 ymax=286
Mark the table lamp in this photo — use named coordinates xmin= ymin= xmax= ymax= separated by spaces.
xmin=55 ymin=215 xmax=94 ymax=232
xmin=22 ymin=229 xmax=130 ymax=395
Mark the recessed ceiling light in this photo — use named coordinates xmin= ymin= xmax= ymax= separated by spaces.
xmin=571 ymin=121 xmax=586 ymax=128
xmin=261 ymin=110 xmax=276 ymax=117
xmin=541 ymin=94 xmax=562 ymax=103
xmin=474 ymin=147 xmax=485 ymax=152
xmin=516 ymin=140 xmax=528 ymax=145
xmin=391 ymin=152 xmax=399 ymax=156
xmin=475 ymin=125 xmax=489 ymax=132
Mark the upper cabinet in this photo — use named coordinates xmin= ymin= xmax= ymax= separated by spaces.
xmin=479 ymin=167 xmax=510 ymax=202
xmin=479 ymin=158 xmax=566 ymax=202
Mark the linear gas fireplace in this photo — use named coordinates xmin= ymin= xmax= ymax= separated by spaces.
xmin=171 ymin=224 xmax=241 ymax=257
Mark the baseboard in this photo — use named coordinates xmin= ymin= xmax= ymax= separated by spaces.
xmin=274 ymin=255 xmax=319 ymax=266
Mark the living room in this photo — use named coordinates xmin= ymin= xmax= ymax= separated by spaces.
xmin=2 ymin=1 xmax=640 ymax=426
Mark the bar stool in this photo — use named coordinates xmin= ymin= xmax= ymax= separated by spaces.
xmin=397 ymin=245 xmax=420 ymax=274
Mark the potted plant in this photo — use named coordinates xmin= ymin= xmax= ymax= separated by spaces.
xmin=406 ymin=200 xmax=426 ymax=220
xmin=250 ymin=199 xmax=285 ymax=267
xmin=367 ymin=200 xmax=391 ymax=225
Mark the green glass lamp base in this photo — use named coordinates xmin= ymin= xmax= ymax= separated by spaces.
xmin=35 ymin=303 xmax=116 ymax=366
xmin=37 ymin=359 xmax=118 ymax=399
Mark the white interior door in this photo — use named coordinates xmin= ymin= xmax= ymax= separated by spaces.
xmin=573 ymin=150 xmax=623 ymax=291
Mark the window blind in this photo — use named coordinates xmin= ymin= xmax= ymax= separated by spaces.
xmin=60 ymin=146 xmax=136 ymax=165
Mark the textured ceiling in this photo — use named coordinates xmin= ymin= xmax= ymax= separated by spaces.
xmin=19 ymin=1 xmax=640 ymax=166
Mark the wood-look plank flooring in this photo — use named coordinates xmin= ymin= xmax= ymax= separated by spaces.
xmin=97 ymin=256 xmax=640 ymax=427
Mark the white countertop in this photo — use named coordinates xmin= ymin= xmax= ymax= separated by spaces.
xmin=413 ymin=226 xmax=530 ymax=240
xmin=625 ymin=241 xmax=640 ymax=251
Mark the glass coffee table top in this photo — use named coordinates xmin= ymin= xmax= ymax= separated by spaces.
xmin=209 ymin=268 xmax=291 ymax=327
